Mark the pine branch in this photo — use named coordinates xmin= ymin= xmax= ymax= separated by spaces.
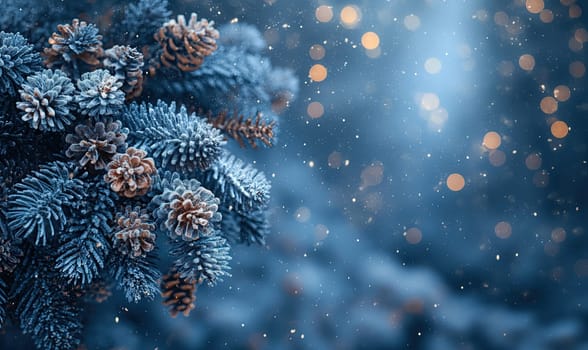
xmin=207 ymin=111 xmax=275 ymax=149
xmin=220 ymin=207 xmax=269 ymax=246
xmin=12 ymin=251 xmax=83 ymax=350
xmin=109 ymin=250 xmax=160 ymax=303
xmin=201 ymin=152 xmax=271 ymax=211
xmin=170 ymin=234 xmax=232 ymax=286
xmin=6 ymin=162 xmax=85 ymax=246
xmin=122 ymin=100 xmax=225 ymax=172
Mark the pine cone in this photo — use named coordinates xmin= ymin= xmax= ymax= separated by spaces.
xmin=44 ymin=18 xmax=103 ymax=68
xmin=75 ymin=69 xmax=125 ymax=118
xmin=114 ymin=206 xmax=156 ymax=258
xmin=65 ymin=120 xmax=128 ymax=170
xmin=104 ymin=147 xmax=156 ymax=198
xmin=103 ymin=45 xmax=144 ymax=100
xmin=154 ymin=13 xmax=219 ymax=72
xmin=0 ymin=237 xmax=23 ymax=273
xmin=154 ymin=178 xmax=221 ymax=240
xmin=161 ymin=270 xmax=197 ymax=317
xmin=17 ymin=69 xmax=76 ymax=131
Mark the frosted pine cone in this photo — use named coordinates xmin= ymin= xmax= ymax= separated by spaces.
xmin=103 ymin=45 xmax=144 ymax=100
xmin=114 ymin=206 xmax=156 ymax=258
xmin=17 ymin=69 xmax=76 ymax=131
xmin=154 ymin=178 xmax=221 ymax=240
xmin=154 ymin=13 xmax=219 ymax=72
xmin=75 ymin=69 xmax=125 ymax=118
xmin=104 ymin=147 xmax=156 ymax=198
xmin=44 ymin=18 xmax=103 ymax=68
xmin=65 ymin=120 xmax=128 ymax=170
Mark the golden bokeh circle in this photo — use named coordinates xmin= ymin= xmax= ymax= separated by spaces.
xmin=340 ymin=5 xmax=361 ymax=27
xmin=446 ymin=173 xmax=465 ymax=191
xmin=540 ymin=96 xmax=558 ymax=114
xmin=518 ymin=54 xmax=535 ymax=71
xmin=526 ymin=0 xmax=545 ymax=14
xmin=361 ymin=32 xmax=380 ymax=50
xmin=553 ymin=85 xmax=571 ymax=102
xmin=550 ymin=120 xmax=569 ymax=138
xmin=309 ymin=64 xmax=328 ymax=82
xmin=483 ymin=131 xmax=501 ymax=150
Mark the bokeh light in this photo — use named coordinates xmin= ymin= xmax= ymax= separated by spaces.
xmin=518 ymin=54 xmax=535 ymax=71
xmin=403 ymin=14 xmax=421 ymax=31
xmin=315 ymin=5 xmax=334 ymax=23
xmin=405 ymin=227 xmax=423 ymax=244
xmin=309 ymin=64 xmax=328 ymax=82
xmin=540 ymin=96 xmax=558 ymax=114
xmin=550 ymin=120 xmax=569 ymax=139
xmin=340 ymin=5 xmax=361 ymax=28
xmin=424 ymin=57 xmax=442 ymax=74
xmin=446 ymin=173 xmax=465 ymax=191
xmin=361 ymin=32 xmax=380 ymax=50
xmin=553 ymin=85 xmax=571 ymax=101
xmin=525 ymin=153 xmax=542 ymax=170
xmin=525 ymin=0 xmax=544 ymax=14
xmin=482 ymin=131 xmax=501 ymax=150
xmin=420 ymin=93 xmax=440 ymax=111
xmin=489 ymin=150 xmax=506 ymax=167
xmin=309 ymin=44 xmax=326 ymax=60
xmin=569 ymin=61 xmax=586 ymax=78
xmin=307 ymin=101 xmax=325 ymax=119
xmin=495 ymin=221 xmax=512 ymax=239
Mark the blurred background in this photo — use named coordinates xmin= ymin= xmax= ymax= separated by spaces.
xmin=3 ymin=0 xmax=588 ymax=349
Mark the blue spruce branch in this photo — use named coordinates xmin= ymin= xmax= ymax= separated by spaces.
xmin=6 ymin=162 xmax=85 ymax=246
xmin=122 ymin=100 xmax=225 ymax=173
xmin=170 ymin=234 xmax=232 ymax=286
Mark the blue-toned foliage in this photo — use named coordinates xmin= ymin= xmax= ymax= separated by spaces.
xmin=13 ymin=252 xmax=82 ymax=350
xmin=121 ymin=0 xmax=172 ymax=48
xmin=75 ymin=69 xmax=125 ymax=118
xmin=149 ymin=46 xmax=271 ymax=114
xmin=218 ymin=23 xmax=266 ymax=53
xmin=0 ymin=3 xmax=297 ymax=348
xmin=220 ymin=207 xmax=269 ymax=246
xmin=170 ymin=234 xmax=232 ymax=285
xmin=55 ymin=178 xmax=114 ymax=286
xmin=110 ymin=250 xmax=160 ymax=303
xmin=0 ymin=278 xmax=6 ymax=328
xmin=202 ymin=152 xmax=271 ymax=211
xmin=122 ymin=100 xmax=225 ymax=172
xmin=0 ymin=236 xmax=23 ymax=273
xmin=17 ymin=69 xmax=76 ymax=131
xmin=152 ymin=176 xmax=221 ymax=240
xmin=56 ymin=226 xmax=109 ymax=286
xmin=6 ymin=162 xmax=85 ymax=246
xmin=0 ymin=32 xmax=42 ymax=96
